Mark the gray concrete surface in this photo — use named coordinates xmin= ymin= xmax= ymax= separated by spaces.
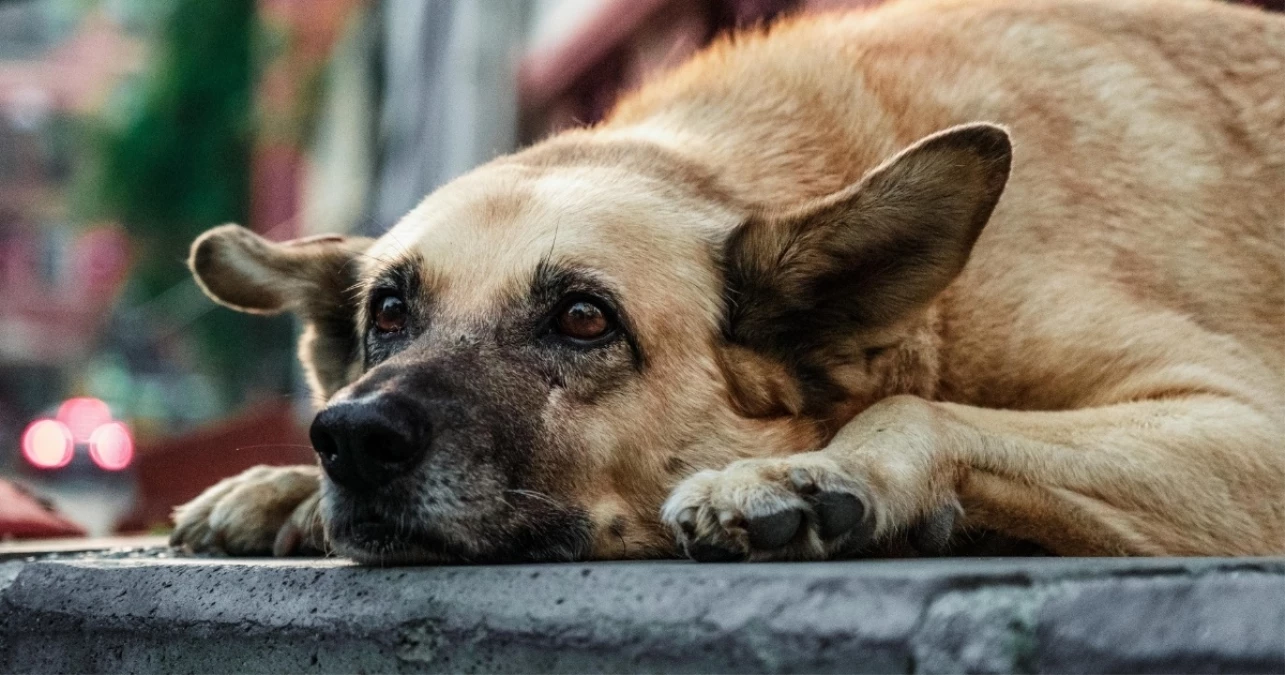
xmin=0 ymin=551 xmax=1282 ymax=674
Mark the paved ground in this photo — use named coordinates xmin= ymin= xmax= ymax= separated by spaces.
xmin=1 ymin=548 xmax=1282 ymax=674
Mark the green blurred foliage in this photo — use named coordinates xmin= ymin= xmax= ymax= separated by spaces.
xmin=84 ymin=0 xmax=292 ymax=410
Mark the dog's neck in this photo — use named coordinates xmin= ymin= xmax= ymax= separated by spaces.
xmin=814 ymin=305 xmax=944 ymax=436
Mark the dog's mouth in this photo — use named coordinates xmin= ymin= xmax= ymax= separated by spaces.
xmin=346 ymin=519 xmax=422 ymax=550
xmin=325 ymin=499 xmax=595 ymax=565
xmin=329 ymin=511 xmax=465 ymax=564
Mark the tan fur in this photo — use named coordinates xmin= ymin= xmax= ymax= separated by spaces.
xmin=170 ymin=465 xmax=324 ymax=556
xmin=173 ymin=0 xmax=1284 ymax=560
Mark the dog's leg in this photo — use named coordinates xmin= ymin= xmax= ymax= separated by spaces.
xmin=170 ymin=465 xmax=326 ymax=556
xmin=664 ymin=394 xmax=1284 ymax=560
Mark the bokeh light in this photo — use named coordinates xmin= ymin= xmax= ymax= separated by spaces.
xmin=88 ymin=422 xmax=135 ymax=471
xmin=57 ymin=397 xmax=114 ymax=443
xmin=21 ymin=419 xmax=75 ymax=469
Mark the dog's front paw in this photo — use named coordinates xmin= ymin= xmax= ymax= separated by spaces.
xmin=661 ymin=453 xmax=959 ymax=562
xmin=662 ymin=455 xmax=875 ymax=561
xmin=170 ymin=465 xmax=324 ymax=557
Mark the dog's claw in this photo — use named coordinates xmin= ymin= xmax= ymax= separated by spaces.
xmin=789 ymin=468 xmax=818 ymax=494
xmin=675 ymin=507 xmax=699 ymax=537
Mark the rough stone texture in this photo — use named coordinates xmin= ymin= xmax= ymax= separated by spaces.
xmin=0 ymin=553 xmax=1281 ymax=674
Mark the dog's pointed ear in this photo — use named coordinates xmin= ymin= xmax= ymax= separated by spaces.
xmin=189 ymin=224 xmax=373 ymax=315
xmin=723 ymin=123 xmax=1011 ymax=355
xmin=189 ymin=224 xmax=376 ymax=401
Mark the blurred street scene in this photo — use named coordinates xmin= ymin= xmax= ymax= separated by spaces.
xmin=1 ymin=0 xmax=1279 ymax=539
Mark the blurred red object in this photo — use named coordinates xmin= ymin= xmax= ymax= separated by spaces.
xmin=0 ymin=479 xmax=86 ymax=539
xmin=20 ymin=418 xmax=75 ymax=469
xmin=88 ymin=421 xmax=134 ymax=471
xmin=71 ymin=226 xmax=132 ymax=300
xmin=115 ymin=400 xmax=314 ymax=533
xmin=56 ymin=396 xmax=113 ymax=443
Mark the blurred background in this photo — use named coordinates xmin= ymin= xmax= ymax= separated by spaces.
xmin=0 ymin=0 xmax=1280 ymax=540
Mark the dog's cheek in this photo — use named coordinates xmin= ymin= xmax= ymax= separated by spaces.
xmin=530 ymin=342 xmax=637 ymax=404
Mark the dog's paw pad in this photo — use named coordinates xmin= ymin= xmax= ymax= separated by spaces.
xmin=685 ymin=540 xmax=747 ymax=562
xmin=787 ymin=464 xmax=871 ymax=542
xmin=747 ymin=508 xmax=803 ymax=550
xmin=811 ymin=491 xmax=865 ymax=540
xmin=908 ymin=503 xmax=959 ymax=555
xmin=664 ymin=456 xmax=880 ymax=561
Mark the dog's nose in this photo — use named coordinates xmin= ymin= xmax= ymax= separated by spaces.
xmin=309 ymin=397 xmax=430 ymax=492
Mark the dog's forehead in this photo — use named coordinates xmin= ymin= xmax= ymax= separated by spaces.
xmin=366 ymin=162 xmax=733 ymax=319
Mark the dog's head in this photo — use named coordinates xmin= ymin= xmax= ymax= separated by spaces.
xmin=188 ymin=124 xmax=1010 ymax=563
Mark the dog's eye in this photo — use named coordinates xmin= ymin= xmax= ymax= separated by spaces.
xmin=556 ymin=299 xmax=611 ymax=341
xmin=373 ymin=294 xmax=408 ymax=334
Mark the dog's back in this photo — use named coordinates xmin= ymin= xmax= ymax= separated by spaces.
xmin=607 ymin=0 xmax=1285 ymax=412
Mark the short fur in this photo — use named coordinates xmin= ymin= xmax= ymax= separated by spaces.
xmin=173 ymin=0 xmax=1284 ymax=562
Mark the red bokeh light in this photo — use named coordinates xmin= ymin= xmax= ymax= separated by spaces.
xmin=21 ymin=419 xmax=74 ymax=469
xmin=88 ymin=422 xmax=134 ymax=471
xmin=56 ymin=397 xmax=113 ymax=443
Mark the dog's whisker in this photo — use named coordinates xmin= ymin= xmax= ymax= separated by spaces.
xmin=504 ymin=489 xmax=560 ymax=511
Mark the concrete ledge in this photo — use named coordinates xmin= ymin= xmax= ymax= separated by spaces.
xmin=1 ymin=553 xmax=1282 ymax=674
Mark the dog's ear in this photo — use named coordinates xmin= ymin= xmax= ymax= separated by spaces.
xmin=189 ymin=224 xmax=372 ymax=314
xmin=189 ymin=224 xmax=375 ymax=401
xmin=723 ymin=123 xmax=1011 ymax=357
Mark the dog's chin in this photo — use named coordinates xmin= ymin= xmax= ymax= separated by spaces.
xmin=327 ymin=518 xmax=472 ymax=565
xmin=321 ymin=484 xmax=596 ymax=564
xmin=333 ymin=539 xmax=461 ymax=566
xmin=326 ymin=515 xmax=593 ymax=565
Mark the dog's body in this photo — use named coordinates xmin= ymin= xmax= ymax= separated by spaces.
xmin=172 ymin=0 xmax=1285 ymax=561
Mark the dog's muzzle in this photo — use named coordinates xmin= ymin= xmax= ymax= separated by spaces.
xmin=304 ymin=355 xmax=593 ymax=563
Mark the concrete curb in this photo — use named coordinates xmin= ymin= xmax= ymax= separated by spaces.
xmin=1 ymin=554 xmax=1282 ymax=673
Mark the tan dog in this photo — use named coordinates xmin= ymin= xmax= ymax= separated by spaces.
xmin=170 ymin=0 xmax=1285 ymax=563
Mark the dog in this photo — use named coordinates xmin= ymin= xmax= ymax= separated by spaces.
xmin=170 ymin=0 xmax=1284 ymax=563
